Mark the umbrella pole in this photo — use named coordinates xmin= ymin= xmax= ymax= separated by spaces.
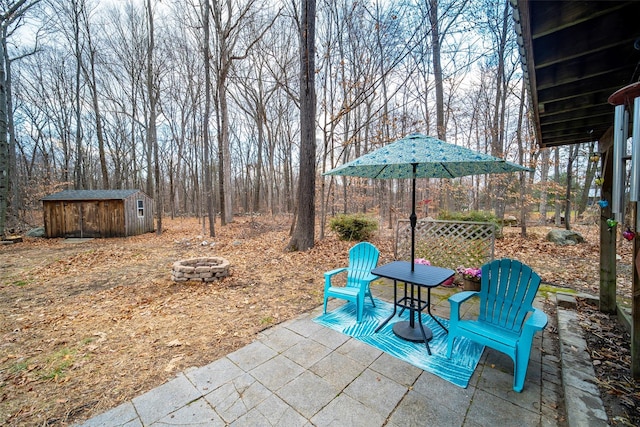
xmin=411 ymin=163 xmax=417 ymax=272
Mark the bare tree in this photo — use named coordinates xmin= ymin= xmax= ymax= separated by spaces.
xmin=78 ymin=2 xmax=108 ymax=188
xmin=0 ymin=0 xmax=40 ymax=237
xmin=538 ymin=147 xmax=550 ymax=223
xmin=554 ymin=146 xmax=562 ymax=225
xmin=423 ymin=0 xmax=470 ymax=141
xmin=6 ymin=0 xmax=571 ymax=241
xmin=201 ymin=0 xmax=215 ymax=236
xmin=565 ymin=144 xmax=579 ymax=230
xmin=577 ymin=140 xmax=598 ymax=215
xmin=210 ymin=0 xmax=277 ymax=225
xmin=287 ymin=0 xmax=315 ymax=251
xmin=145 ymin=0 xmax=162 ymax=234
xmin=231 ymin=55 xmax=278 ymax=214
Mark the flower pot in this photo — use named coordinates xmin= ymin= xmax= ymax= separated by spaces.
xmin=462 ymin=277 xmax=481 ymax=291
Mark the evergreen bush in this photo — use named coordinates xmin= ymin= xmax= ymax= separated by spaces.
xmin=329 ymin=214 xmax=378 ymax=241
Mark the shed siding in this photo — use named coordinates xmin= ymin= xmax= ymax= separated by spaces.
xmin=43 ymin=202 xmax=66 ymax=238
xmin=42 ymin=190 xmax=154 ymax=238
xmin=123 ymin=193 xmax=154 ymax=236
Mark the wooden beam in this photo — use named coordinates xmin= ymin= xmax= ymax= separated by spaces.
xmin=529 ymin=1 xmax=629 ymax=38
xmin=633 ymin=206 xmax=640 ymax=379
xmin=600 ymin=140 xmax=617 ymax=314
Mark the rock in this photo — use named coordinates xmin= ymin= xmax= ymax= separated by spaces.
xmin=26 ymin=227 xmax=45 ymax=238
xmin=546 ymin=229 xmax=585 ymax=245
xmin=503 ymin=215 xmax=518 ymax=226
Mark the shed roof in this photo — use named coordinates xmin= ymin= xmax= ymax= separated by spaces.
xmin=42 ymin=189 xmax=144 ymax=201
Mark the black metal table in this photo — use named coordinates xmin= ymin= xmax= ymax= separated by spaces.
xmin=372 ymin=261 xmax=454 ymax=354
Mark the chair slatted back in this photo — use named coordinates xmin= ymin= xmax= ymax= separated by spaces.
xmin=347 ymin=242 xmax=380 ymax=287
xmin=478 ymin=259 xmax=541 ymax=333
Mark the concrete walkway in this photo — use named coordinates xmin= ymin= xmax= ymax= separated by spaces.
xmin=76 ymin=282 xmax=608 ymax=427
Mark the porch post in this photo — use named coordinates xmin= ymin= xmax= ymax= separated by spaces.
xmin=600 ymin=141 xmax=617 ymax=314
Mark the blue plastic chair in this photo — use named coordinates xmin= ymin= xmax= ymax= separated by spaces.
xmin=447 ymin=258 xmax=548 ymax=392
xmin=323 ymin=242 xmax=380 ymax=322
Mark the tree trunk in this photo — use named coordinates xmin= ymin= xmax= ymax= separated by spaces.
xmin=287 ymin=0 xmax=316 ymax=252
xmin=565 ymin=145 xmax=579 ymax=230
xmin=577 ymin=141 xmax=597 ymax=215
xmin=0 ymin=25 xmax=8 ymax=237
xmin=517 ymin=80 xmax=527 ymax=237
xmin=490 ymin=0 xmax=511 ymax=221
xmin=554 ymin=147 xmax=562 ymax=226
xmin=428 ymin=0 xmax=444 ymax=141
xmin=79 ymin=3 xmax=109 ymax=189
xmin=253 ymin=105 xmax=264 ymax=213
xmin=86 ymin=43 xmax=109 ymax=189
xmin=203 ymin=0 xmax=215 ymax=237
xmin=538 ymin=148 xmax=550 ymax=224
xmin=73 ymin=0 xmax=84 ymax=189
xmin=0 ymin=0 xmax=39 ymax=235
xmin=217 ymin=80 xmax=233 ymax=225
xmin=146 ymin=0 xmax=161 ymax=235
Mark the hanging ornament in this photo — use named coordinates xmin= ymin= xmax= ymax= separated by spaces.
xmin=597 ymin=200 xmax=609 ymax=208
xmin=623 ymin=228 xmax=636 ymax=241
xmin=606 ymin=218 xmax=618 ymax=230
xmin=589 ymin=152 xmax=601 ymax=163
xmin=595 ymin=176 xmax=604 ymax=186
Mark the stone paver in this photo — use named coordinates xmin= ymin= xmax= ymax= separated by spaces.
xmin=557 ymin=308 xmax=609 ymax=427
xmin=76 ymin=283 xmax=612 ymax=427
xmin=131 ymin=373 xmax=201 ymax=425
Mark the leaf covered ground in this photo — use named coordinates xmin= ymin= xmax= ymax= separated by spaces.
xmin=0 ymin=217 xmax=636 ymax=425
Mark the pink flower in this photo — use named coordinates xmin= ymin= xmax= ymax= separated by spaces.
xmin=456 ymin=266 xmax=481 ymax=280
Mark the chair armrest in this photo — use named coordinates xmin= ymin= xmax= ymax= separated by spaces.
xmin=448 ymin=290 xmax=479 ymax=306
xmin=324 ymin=267 xmax=347 ymax=290
xmin=361 ymin=273 xmax=379 ymax=283
xmin=324 ymin=267 xmax=347 ymax=278
xmin=521 ymin=308 xmax=548 ymax=344
xmin=524 ymin=308 xmax=548 ymax=332
xmin=448 ymin=291 xmax=479 ymax=328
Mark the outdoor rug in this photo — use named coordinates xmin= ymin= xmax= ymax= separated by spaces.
xmin=314 ymin=299 xmax=484 ymax=388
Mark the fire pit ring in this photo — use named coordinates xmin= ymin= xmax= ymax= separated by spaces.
xmin=171 ymin=257 xmax=230 ymax=282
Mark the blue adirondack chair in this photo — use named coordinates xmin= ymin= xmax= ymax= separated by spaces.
xmin=323 ymin=242 xmax=380 ymax=322
xmin=447 ymin=258 xmax=548 ymax=392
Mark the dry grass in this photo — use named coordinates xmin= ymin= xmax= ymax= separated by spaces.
xmin=0 ymin=217 xmax=627 ymax=425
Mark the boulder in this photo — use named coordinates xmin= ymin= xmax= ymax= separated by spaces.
xmin=546 ymin=229 xmax=585 ymax=246
xmin=26 ymin=227 xmax=45 ymax=238
xmin=503 ymin=215 xmax=518 ymax=226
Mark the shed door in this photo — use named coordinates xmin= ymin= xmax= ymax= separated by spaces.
xmin=80 ymin=202 xmax=101 ymax=237
xmin=63 ymin=202 xmax=101 ymax=238
xmin=63 ymin=203 xmax=81 ymax=237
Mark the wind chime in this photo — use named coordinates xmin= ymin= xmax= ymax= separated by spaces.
xmin=608 ymin=81 xmax=640 ymax=240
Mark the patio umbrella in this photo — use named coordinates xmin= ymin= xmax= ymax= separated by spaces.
xmin=324 ymin=133 xmax=531 ymax=271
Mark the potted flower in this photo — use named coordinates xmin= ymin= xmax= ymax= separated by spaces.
xmin=414 ymin=258 xmax=455 ymax=287
xmin=456 ymin=266 xmax=482 ymax=291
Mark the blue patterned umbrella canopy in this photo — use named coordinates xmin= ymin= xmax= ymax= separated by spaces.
xmin=324 ymin=133 xmax=530 ymax=179
xmin=324 ymin=133 xmax=530 ymax=271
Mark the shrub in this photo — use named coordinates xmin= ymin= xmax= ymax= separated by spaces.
xmin=329 ymin=213 xmax=378 ymax=241
xmin=437 ymin=210 xmax=497 ymax=223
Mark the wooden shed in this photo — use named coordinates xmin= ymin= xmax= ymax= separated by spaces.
xmin=42 ymin=189 xmax=154 ymax=238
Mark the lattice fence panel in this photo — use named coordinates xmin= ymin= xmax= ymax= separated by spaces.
xmin=395 ymin=219 xmax=496 ymax=270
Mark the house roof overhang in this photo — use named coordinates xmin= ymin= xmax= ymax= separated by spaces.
xmin=511 ymin=0 xmax=640 ymax=148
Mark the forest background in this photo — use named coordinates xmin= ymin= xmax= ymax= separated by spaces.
xmin=2 ymin=1 xmax=639 ymax=424
xmin=0 ymin=0 xmax=601 ymax=244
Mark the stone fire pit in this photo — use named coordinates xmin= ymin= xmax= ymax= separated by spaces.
xmin=171 ymin=257 xmax=230 ymax=282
